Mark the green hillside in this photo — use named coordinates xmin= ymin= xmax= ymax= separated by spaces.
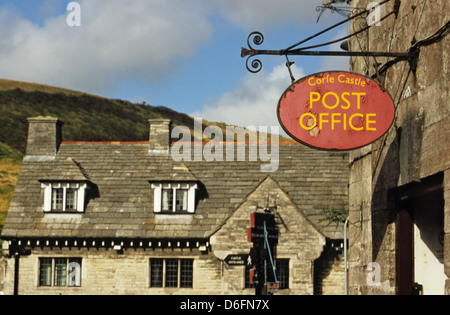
xmin=0 ymin=143 xmax=22 ymax=231
xmin=0 ymin=87 xmax=203 ymax=154
xmin=0 ymin=79 xmax=211 ymax=228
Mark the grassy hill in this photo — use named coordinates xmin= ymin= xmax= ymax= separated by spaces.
xmin=0 ymin=143 xmax=22 ymax=229
xmin=0 ymin=79 xmax=214 ymax=228
xmin=0 ymin=81 xmax=212 ymax=154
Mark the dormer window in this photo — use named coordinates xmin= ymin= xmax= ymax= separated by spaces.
xmin=41 ymin=182 xmax=87 ymax=213
xmin=52 ymin=186 xmax=77 ymax=211
xmin=152 ymin=183 xmax=197 ymax=214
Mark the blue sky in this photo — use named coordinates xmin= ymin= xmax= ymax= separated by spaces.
xmin=0 ymin=0 xmax=350 ymax=129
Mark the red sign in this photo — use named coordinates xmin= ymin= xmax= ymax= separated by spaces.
xmin=277 ymin=71 xmax=395 ymax=150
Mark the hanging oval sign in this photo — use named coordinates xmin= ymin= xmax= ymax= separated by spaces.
xmin=277 ymin=71 xmax=395 ymax=150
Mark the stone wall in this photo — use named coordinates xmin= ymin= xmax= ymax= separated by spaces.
xmin=2 ymin=247 xmax=222 ymax=295
xmin=314 ymin=243 xmax=345 ymax=295
xmin=211 ymin=177 xmax=338 ymax=295
xmin=445 ymin=170 xmax=450 ymax=295
xmin=0 ymin=256 xmax=4 ymax=294
xmin=348 ymin=0 xmax=449 ymax=295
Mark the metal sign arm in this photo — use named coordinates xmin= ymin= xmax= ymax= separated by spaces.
xmin=240 ymin=0 xmax=416 ymax=74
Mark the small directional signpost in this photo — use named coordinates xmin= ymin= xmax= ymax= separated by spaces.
xmin=247 ymin=211 xmax=279 ymax=295
xmin=224 ymin=254 xmax=250 ymax=266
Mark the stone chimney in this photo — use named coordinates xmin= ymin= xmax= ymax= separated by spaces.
xmin=148 ymin=119 xmax=171 ymax=154
xmin=26 ymin=117 xmax=63 ymax=158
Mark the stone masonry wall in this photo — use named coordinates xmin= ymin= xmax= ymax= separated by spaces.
xmin=2 ymin=247 xmax=222 ymax=295
xmin=211 ymin=177 xmax=331 ymax=295
xmin=348 ymin=0 xmax=449 ymax=295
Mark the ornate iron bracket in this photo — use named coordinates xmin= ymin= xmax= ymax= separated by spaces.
xmin=241 ymin=0 xmax=416 ymax=74
xmin=241 ymin=31 xmax=417 ymax=74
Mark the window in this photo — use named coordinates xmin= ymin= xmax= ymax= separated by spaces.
xmin=39 ymin=258 xmax=82 ymax=287
xmin=150 ymin=259 xmax=193 ymax=289
xmin=51 ymin=188 xmax=78 ymax=211
xmin=175 ymin=189 xmax=188 ymax=212
xmin=161 ymin=187 xmax=188 ymax=213
xmin=245 ymin=259 xmax=289 ymax=289
xmin=66 ymin=188 xmax=78 ymax=210
xmin=152 ymin=183 xmax=197 ymax=214
xmin=41 ymin=182 xmax=87 ymax=213
xmin=276 ymin=259 xmax=290 ymax=289
xmin=162 ymin=189 xmax=174 ymax=212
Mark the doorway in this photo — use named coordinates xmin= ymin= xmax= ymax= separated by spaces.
xmin=395 ymin=174 xmax=445 ymax=295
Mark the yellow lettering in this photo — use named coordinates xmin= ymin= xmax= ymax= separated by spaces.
xmin=352 ymin=92 xmax=365 ymax=110
xmin=349 ymin=113 xmax=364 ymax=131
xmin=299 ymin=113 xmax=317 ymax=130
xmin=366 ymin=113 xmax=377 ymax=131
xmin=310 ymin=92 xmax=321 ymax=109
xmin=341 ymin=92 xmax=351 ymax=110
xmin=322 ymin=92 xmax=339 ymax=110
xmin=319 ymin=113 xmax=329 ymax=130
xmin=331 ymin=113 xmax=342 ymax=130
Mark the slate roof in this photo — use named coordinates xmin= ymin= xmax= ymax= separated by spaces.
xmin=2 ymin=142 xmax=349 ymax=241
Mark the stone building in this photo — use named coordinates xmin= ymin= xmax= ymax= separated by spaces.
xmin=347 ymin=0 xmax=449 ymax=294
xmin=1 ymin=117 xmax=348 ymax=295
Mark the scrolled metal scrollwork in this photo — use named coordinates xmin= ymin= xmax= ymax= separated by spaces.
xmin=240 ymin=0 xmax=415 ymax=75
xmin=246 ymin=57 xmax=263 ymax=74
xmin=247 ymin=31 xmax=264 ymax=50
xmin=243 ymin=31 xmax=265 ymax=73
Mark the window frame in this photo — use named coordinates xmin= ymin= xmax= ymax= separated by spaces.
xmin=41 ymin=182 xmax=87 ymax=213
xmin=38 ymin=257 xmax=82 ymax=288
xmin=245 ymin=258 xmax=290 ymax=290
xmin=149 ymin=258 xmax=194 ymax=289
xmin=276 ymin=259 xmax=290 ymax=290
xmin=152 ymin=182 xmax=197 ymax=214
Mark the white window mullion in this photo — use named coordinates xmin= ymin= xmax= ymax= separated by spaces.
xmin=77 ymin=184 xmax=86 ymax=212
xmin=153 ymin=184 xmax=162 ymax=213
xmin=62 ymin=187 xmax=67 ymax=212
xmin=187 ymin=184 xmax=197 ymax=213
xmin=172 ymin=188 xmax=176 ymax=212
xmin=43 ymin=184 xmax=52 ymax=212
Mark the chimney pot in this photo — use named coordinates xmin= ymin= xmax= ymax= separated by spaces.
xmin=148 ymin=119 xmax=171 ymax=154
xmin=26 ymin=117 xmax=63 ymax=158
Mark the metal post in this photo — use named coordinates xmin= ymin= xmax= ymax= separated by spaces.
xmin=264 ymin=221 xmax=278 ymax=284
xmin=344 ymin=217 xmax=349 ymax=295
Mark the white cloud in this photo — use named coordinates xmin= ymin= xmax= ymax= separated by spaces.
xmin=192 ymin=63 xmax=304 ymax=131
xmin=213 ymin=0 xmax=324 ymax=30
xmin=0 ymin=0 xmax=213 ymax=93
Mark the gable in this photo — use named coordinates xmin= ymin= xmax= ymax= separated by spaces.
xmin=211 ymin=176 xmax=326 ymax=261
